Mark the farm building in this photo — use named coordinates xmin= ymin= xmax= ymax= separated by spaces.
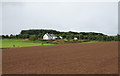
xmin=43 ymin=33 xmax=57 ymax=40
xmin=59 ymin=36 xmax=63 ymax=39
xmin=74 ymin=37 xmax=78 ymax=40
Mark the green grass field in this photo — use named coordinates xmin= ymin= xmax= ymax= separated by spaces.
xmin=0 ymin=39 xmax=54 ymax=48
xmin=82 ymin=41 xmax=99 ymax=43
xmin=0 ymin=39 xmax=99 ymax=48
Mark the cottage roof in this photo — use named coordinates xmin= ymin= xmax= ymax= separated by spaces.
xmin=45 ymin=33 xmax=57 ymax=37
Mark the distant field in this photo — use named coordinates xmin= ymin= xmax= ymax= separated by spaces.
xmin=0 ymin=39 xmax=99 ymax=48
xmin=0 ymin=39 xmax=53 ymax=48
xmin=82 ymin=41 xmax=99 ymax=43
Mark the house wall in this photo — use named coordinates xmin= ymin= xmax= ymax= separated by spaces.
xmin=43 ymin=34 xmax=50 ymax=40
xmin=43 ymin=34 xmax=57 ymax=40
xmin=43 ymin=34 xmax=52 ymax=40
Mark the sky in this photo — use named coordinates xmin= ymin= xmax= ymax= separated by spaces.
xmin=1 ymin=2 xmax=118 ymax=35
xmin=1 ymin=0 xmax=119 ymax=2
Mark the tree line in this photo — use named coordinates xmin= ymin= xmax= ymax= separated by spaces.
xmin=1 ymin=29 xmax=120 ymax=41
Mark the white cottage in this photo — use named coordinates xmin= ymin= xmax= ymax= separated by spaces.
xmin=74 ymin=37 xmax=78 ymax=40
xmin=43 ymin=33 xmax=57 ymax=40
xmin=59 ymin=36 xmax=63 ymax=39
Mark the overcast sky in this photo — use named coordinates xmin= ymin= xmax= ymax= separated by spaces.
xmin=2 ymin=2 xmax=118 ymax=35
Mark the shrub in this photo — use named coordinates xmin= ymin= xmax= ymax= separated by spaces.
xmin=29 ymin=35 xmax=37 ymax=41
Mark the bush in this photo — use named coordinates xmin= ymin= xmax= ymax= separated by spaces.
xmin=29 ymin=35 xmax=37 ymax=41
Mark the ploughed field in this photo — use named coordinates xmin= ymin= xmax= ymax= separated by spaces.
xmin=2 ymin=42 xmax=118 ymax=74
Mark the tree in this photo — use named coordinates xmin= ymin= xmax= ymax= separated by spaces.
xmin=29 ymin=35 xmax=37 ymax=41
xmin=37 ymin=33 xmax=45 ymax=39
xmin=2 ymin=35 xmax=5 ymax=39
xmin=10 ymin=34 xmax=14 ymax=39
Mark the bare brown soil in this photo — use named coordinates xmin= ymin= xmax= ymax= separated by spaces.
xmin=2 ymin=42 xmax=118 ymax=74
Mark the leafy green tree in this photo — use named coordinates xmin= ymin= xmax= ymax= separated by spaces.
xmin=37 ymin=33 xmax=45 ymax=39
xmin=29 ymin=35 xmax=37 ymax=41
xmin=10 ymin=34 xmax=14 ymax=39
xmin=5 ymin=35 xmax=9 ymax=38
xmin=2 ymin=35 xmax=5 ymax=39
